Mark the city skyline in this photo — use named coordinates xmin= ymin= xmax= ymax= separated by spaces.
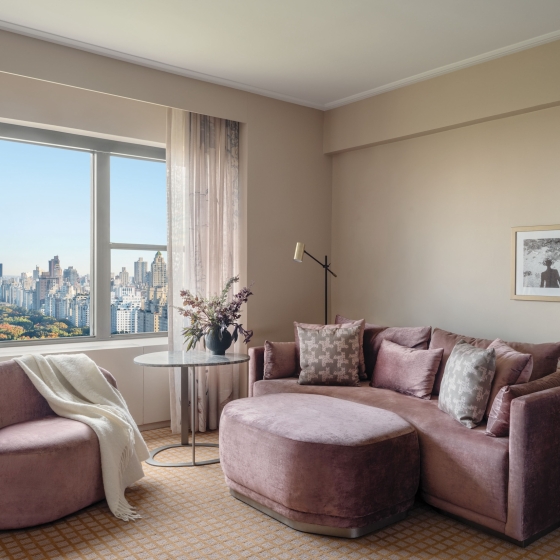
xmin=0 ymin=250 xmax=168 ymax=340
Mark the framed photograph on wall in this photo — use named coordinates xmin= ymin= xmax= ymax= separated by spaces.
xmin=512 ymin=225 xmax=560 ymax=301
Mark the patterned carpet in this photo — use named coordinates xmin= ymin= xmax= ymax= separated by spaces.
xmin=2 ymin=428 xmax=560 ymax=559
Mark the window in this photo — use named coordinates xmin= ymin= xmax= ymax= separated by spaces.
xmin=0 ymin=123 xmax=166 ymax=345
xmin=110 ymin=155 xmax=167 ymax=335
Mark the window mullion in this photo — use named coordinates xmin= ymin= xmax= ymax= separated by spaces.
xmin=93 ymin=152 xmax=111 ymax=341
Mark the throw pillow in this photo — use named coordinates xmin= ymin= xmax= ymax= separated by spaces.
xmin=486 ymin=369 xmax=560 ymax=437
xmin=438 ymin=340 xmax=496 ymax=429
xmin=371 ymin=340 xmax=443 ymax=399
xmin=335 ymin=315 xmax=431 ymax=379
xmin=484 ymin=339 xmax=533 ymax=418
xmin=263 ymin=341 xmax=297 ymax=380
xmin=505 ymin=340 xmax=560 ymax=381
xmin=297 ymin=324 xmax=361 ymax=386
xmin=430 ymin=328 xmax=493 ymax=395
xmin=294 ymin=319 xmax=365 ymax=378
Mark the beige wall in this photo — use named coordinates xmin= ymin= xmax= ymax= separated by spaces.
xmin=324 ymin=39 xmax=560 ymax=154
xmin=0 ymin=29 xmax=331 ymax=345
xmin=331 ymin=105 xmax=560 ymax=343
xmin=0 ymin=72 xmax=166 ymax=144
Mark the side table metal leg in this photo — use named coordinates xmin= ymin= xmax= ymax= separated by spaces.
xmin=191 ymin=366 xmax=196 ymax=466
xmin=181 ymin=366 xmax=189 ymax=446
xmin=145 ymin=363 xmax=219 ymax=467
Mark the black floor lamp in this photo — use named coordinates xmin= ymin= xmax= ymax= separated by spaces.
xmin=293 ymin=242 xmax=337 ymax=325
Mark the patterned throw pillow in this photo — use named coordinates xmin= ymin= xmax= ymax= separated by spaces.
xmin=297 ymin=324 xmax=361 ymax=386
xmin=438 ymin=340 xmax=496 ymax=428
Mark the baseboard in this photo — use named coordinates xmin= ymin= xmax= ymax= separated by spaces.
xmin=138 ymin=420 xmax=171 ymax=432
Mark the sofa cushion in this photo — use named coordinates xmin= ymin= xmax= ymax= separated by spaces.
xmin=371 ymin=340 xmax=443 ymax=400
xmin=438 ymin=341 xmax=497 ymax=429
xmin=485 ymin=339 xmax=533 ymax=417
xmin=296 ymin=319 xmax=366 ymax=379
xmin=264 ymin=341 xmax=297 ymax=380
xmin=335 ymin=315 xmax=431 ymax=378
xmin=486 ymin=369 xmax=560 ymax=437
xmin=297 ymin=324 xmax=361 ymax=386
xmin=253 ymin=378 xmax=509 ymax=523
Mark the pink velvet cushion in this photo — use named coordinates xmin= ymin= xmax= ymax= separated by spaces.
xmin=334 ymin=315 xmax=431 ymax=379
xmin=263 ymin=341 xmax=297 ymax=380
xmin=486 ymin=369 xmax=560 ymax=437
xmin=506 ymin=340 xmax=560 ymax=381
xmin=485 ymin=339 xmax=533 ymax=418
xmin=430 ymin=328 xmax=560 ymax=395
xmin=371 ymin=340 xmax=443 ymax=400
xmin=294 ymin=319 xmax=365 ymax=378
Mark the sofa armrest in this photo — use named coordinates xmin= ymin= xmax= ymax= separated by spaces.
xmin=248 ymin=347 xmax=265 ymax=397
xmin=506 ymin=386 xmax=560 ymax=543
xmin=99 ymin=367 xmax=118 ymax=389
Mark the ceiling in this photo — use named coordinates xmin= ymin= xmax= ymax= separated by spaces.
xmin=1 ymin=0 xmax=560 ymax=110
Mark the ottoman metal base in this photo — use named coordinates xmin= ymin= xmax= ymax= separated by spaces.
xmin=230 ymin=489 xmax=407 ymax=539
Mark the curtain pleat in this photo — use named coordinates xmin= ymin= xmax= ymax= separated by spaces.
xmin=166 ymin=108 xmax=240 ymax=434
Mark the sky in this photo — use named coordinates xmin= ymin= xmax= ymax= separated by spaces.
xmin=0 ymin=138 xmax=166 ymax=278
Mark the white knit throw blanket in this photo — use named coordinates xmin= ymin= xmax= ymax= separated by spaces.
xmin=15 ymin=353 xmax=150 ymax=521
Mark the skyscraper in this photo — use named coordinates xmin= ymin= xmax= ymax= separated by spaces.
xmin=63 ymin=266 xmax=79 ymax=285
xmin=134 ymin=258 xmax=148 ymax=285
xmin=120 ymin=267 xmax=130 ymax=286
xmin=47 ymin=256 xmax=63 ymax=293
xmin=49 ymin=256 xmax=62 ymax=279
xmin=151 ymin=251 xmax=167 ymax=288
xmin=0 ymin=263 xmax=3 ymax=277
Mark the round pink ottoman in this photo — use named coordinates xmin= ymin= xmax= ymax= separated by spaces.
xmin=220 ymin=393 xmax=420 ymax=538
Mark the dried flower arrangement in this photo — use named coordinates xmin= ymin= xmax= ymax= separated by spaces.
xmin=177 ymin=276 xmax=253 ymax=354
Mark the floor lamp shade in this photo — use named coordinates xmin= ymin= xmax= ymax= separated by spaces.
xmin=294 ymin=242 xmax=305 ymax=262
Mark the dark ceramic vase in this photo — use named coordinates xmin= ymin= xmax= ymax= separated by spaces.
xmin=205 ymin=328 xmax=233 ymax=355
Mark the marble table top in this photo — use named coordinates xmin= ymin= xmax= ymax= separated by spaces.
xmin=134 ymin=350 xmax=250 ymax=368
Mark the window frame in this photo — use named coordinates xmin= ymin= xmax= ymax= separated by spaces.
xmin=0 ymin=122 xmax=167 ymax=348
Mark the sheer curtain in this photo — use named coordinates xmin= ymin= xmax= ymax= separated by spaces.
xmin=166 ymin=108 xmax=241 ymax=433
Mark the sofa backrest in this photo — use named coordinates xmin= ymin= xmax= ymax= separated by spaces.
xmin=0 ymin=359 xmax=53 ymax=430
xmin=0 ymin=359 xmax=117 ymax=430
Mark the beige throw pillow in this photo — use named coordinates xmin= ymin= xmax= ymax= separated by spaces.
xmin=438 ymin=340 xmax=496 ymax=428
xmin=297 ymin=324 xmax=361 ymax=386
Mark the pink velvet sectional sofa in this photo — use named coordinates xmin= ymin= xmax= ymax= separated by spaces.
xmin=248 ymin=327 xmax=560 ymax=547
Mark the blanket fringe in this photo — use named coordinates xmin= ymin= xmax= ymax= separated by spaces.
xmin=112 ymin=429 xmax=141 ymax=521
xmin=114 ymin=498 xmax=142 ymax=521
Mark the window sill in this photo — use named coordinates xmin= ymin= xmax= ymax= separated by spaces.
xmin=0 ymin=337 xmax=168 ymax=358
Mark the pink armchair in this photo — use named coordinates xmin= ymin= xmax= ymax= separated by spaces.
xmin=0 ymin=359 xmax=117 ymax=529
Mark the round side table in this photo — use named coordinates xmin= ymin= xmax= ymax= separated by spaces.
xmin=134 ymin=350 xmax=250 ymax=467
